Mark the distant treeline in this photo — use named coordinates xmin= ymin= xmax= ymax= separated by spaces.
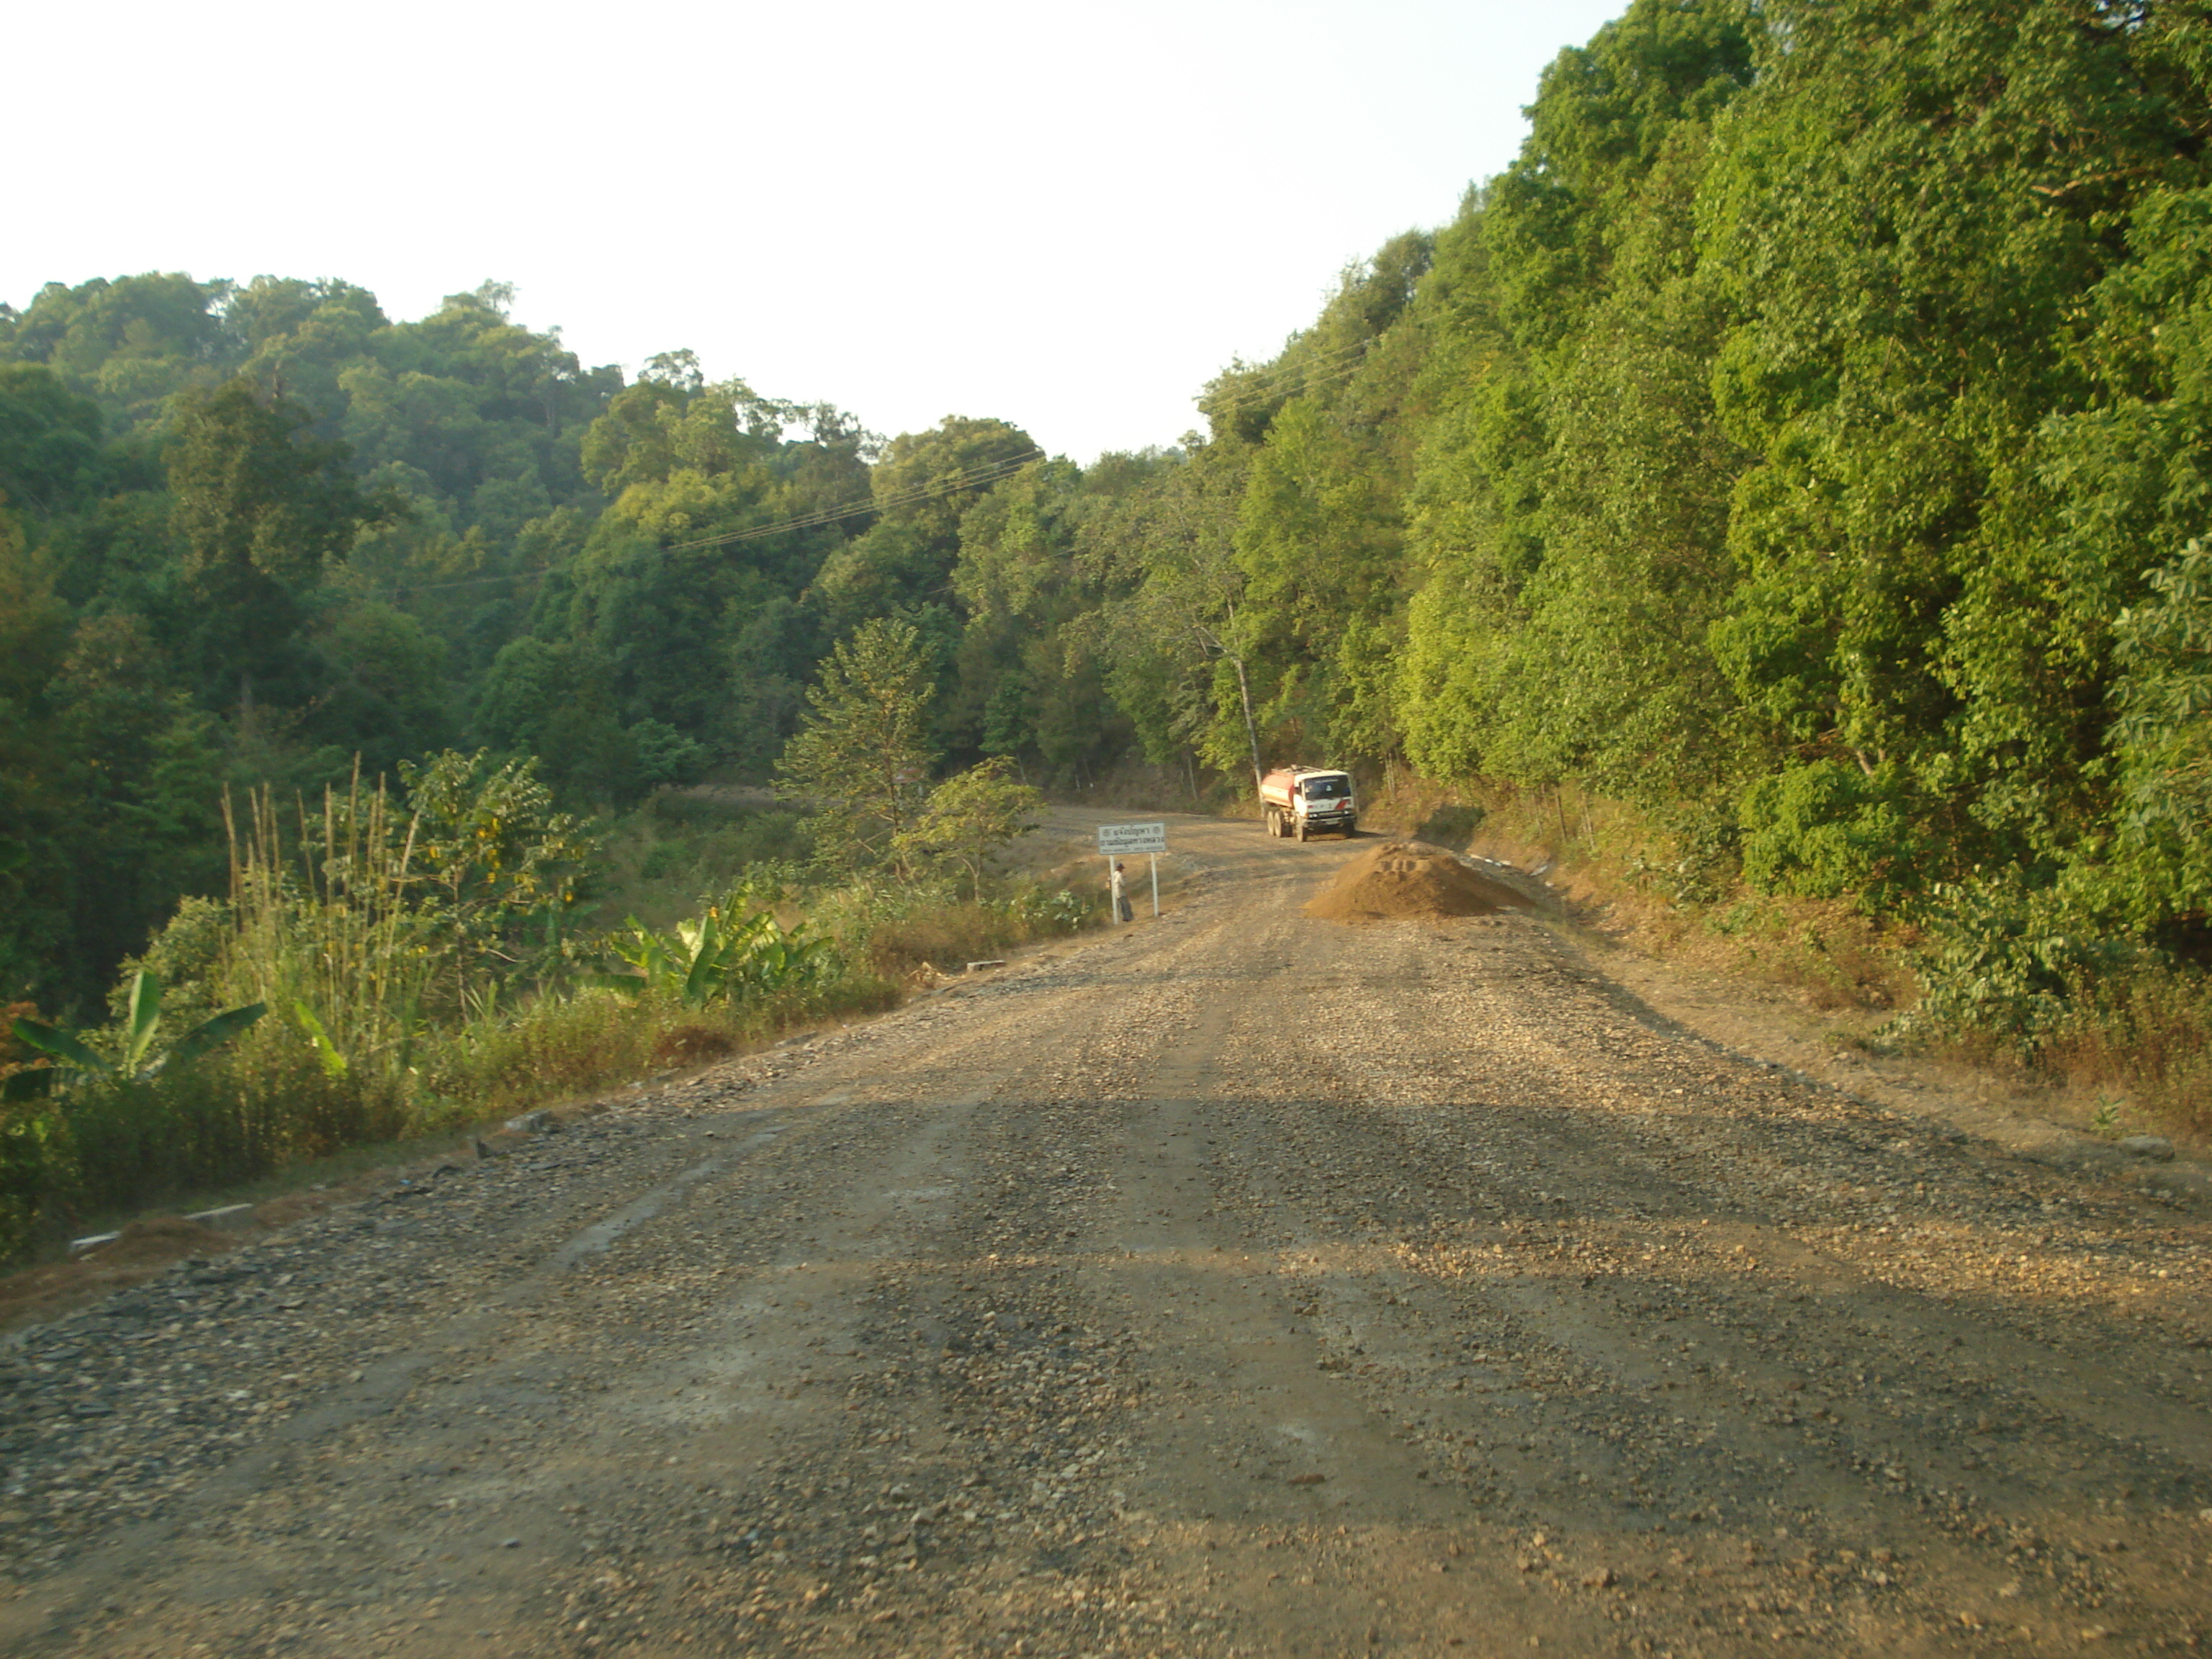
xmin=4 ymin=0 xmax=2210 ymax=1029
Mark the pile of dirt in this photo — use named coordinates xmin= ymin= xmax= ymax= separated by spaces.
xmin=1303 ymin=840 xmax=1527 ymax=925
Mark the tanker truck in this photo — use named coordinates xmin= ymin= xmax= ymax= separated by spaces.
xmin=1258 ymin=765 xmax=1358 ymax=841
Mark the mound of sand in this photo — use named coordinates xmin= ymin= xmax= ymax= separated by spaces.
xmin=1303 ymin=840 xmax=1527 ymax=925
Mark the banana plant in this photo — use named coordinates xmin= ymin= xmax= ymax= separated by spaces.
xmin=601 ymin=912 xmax=739 ymax=1007
xmin=4 ymin=973 xmax=266 ymax=1100
xmin=600 ymin=909 xmax=835 ymax=1007
xmin=731 ymin=914 xmax=835 ymax=995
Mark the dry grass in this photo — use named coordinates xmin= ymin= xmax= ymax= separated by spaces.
xmin=652 ymin=1022 xmax=746 ymax=1068
xmin=862 ymin=886 xmax=1104 ymax=983
xmin=2039 ymin=965 xmax=2212 ymax=1138
xmin=867 ymin=904 xmax=1015 ymax=979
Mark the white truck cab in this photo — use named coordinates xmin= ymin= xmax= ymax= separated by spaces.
xmin=1258 ymin=766 xmax=1357 ymax=841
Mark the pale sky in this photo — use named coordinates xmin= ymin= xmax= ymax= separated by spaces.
xmin=6 ymin=0 xmax=1627 ymax=464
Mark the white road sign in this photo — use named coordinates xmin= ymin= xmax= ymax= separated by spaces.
xmin=1097 ymin=821 xmax=1167 ymax=855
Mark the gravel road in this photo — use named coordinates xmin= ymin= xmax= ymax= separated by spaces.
xmin=2 ymin=812 xmax=2207 ymax=1657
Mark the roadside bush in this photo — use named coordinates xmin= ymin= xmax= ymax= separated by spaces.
xmin=618 ymin=800 xmax=812 ymax=922
xmin=1739 ymin=761 xmax=1921 ymax=904
xmin=1629 ymin=801 xmax=1741 ymax=908
xmin=863 ymin=901 xmax=1017 ymax=979
xmin=0 ymin=770 xmax=1092 ymax=1263
xmin=1897 ymin=876 xmax=2139 ymax=1053
xmin=824 ymin=876 xmax=1097 ymax=981
xmin=0 ymin=1100 xmax=75 ymax=1262
xmin=422 ymin=986 xmax=667 ymax=1123
xmin=63 ymin=1048 xmax=405 ymax=1214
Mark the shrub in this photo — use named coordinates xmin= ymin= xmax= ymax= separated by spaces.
xmin=842 ymin=878 xmax=1096 ymax=980
xmin=1898 ymin=876 xmax=2138 ymax=1052
xmin=423 ymin=986 xmax=664 ymax=1120
xmin=1740 ymin=760 xmax=1920 ymax=904
xmin=0 ymin=1100 xmax=75 ymax=1261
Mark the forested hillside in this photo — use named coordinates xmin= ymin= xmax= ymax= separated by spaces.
xmin=5 ymin=0 xmax=2211 ymax=1074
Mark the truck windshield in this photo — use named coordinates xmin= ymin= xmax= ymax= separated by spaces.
xmin=1302 ymin=777 xmax=1349 ymax=799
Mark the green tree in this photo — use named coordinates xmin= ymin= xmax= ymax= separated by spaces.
xmin=776 ymin=617 xmax=938 ymax=878
xmin=1398 ymin=0 xmax=1756 ymax=808
xmin=2097 ymin=541 xmax=2212 ymax=937
xmin=0 ymin=367 xmax=106 ymax=516
xmin=894 ymin=755 xmax=1043 ymax=902
xmin=814 ymin=416 xmax=1035 ymax=631
xmin=395 ymin=748 xmax=598 ymax=1009
xmin=1079 ymin=449 xmax=1265 ymax=788
xmin=167 ymin=378 xmax=385 ymax=713
xmin=0 ymin=272 xmax=233 ymax=430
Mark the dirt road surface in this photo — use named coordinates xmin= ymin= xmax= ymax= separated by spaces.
xmin=3 ymin=812 xmax=2208 ymax=1657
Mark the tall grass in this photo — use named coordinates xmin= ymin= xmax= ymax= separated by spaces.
xmin=1 ymin=785 xmax=1106 ymax=1262
xmin=223 ymin=773 xmax=436 ymax=1088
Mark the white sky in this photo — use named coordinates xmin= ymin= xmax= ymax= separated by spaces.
xmin=6 ymin=0 xmax=1626 ymax=464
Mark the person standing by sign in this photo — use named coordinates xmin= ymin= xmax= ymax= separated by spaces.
xmin=1097 ymin=822 xmax=1166 ymax=920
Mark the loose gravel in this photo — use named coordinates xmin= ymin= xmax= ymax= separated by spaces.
xmin=1 ymin=815 xmax=2206 ymax=1658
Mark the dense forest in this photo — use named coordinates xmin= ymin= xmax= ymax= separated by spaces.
xmin=5 ymin=0 xmax=2211 ymax=1060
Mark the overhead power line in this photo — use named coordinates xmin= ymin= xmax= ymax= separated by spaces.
xmin=665 ymin=447 xmax=1045 ymax=552
xmin=1198 ymin=340 xmax=1381 ymax=418
xmin=1207 ymin=333 xmax=1373 ymax=390
xmin=347 ymin=344 xmax=1389 ymax=602
xmin=346 ymin=446 xmax=1050 ymax=598
xmin=340 ymin=565 xmax=548 ymax=598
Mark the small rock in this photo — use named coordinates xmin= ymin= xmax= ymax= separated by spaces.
xmin=504 ymin=1110 xmax=557 ymax=1136
xmin=2116 ymin=1136 xmax=2174 ymax=1162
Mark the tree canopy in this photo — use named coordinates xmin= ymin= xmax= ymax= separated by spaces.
xmin=6 ymin=0 xmax=2212 ymax=1015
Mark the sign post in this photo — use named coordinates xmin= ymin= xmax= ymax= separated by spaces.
xmin=1096 ymin=822 xmax=1168 ymax=920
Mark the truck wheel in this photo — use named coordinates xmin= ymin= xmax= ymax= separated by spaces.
xmin=1264 ymin=806 xmax=1278 ymax=837
xmin=1295 ymin=819 xmax=1308 ymax=842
